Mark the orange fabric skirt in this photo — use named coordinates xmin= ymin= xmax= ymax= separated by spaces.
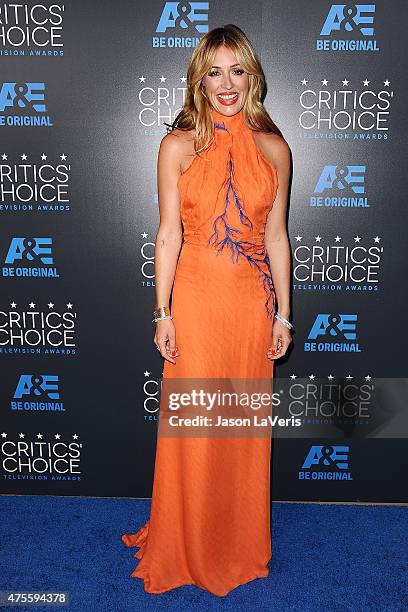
xmin=121 ymin=243 xmax=274 ymax=596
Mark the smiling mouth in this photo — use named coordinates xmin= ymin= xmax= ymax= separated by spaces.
xmin=216 ymin=92 xmax=239 ymax=106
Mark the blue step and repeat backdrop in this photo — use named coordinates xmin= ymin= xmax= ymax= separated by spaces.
xmin=0 ymin=1 xmax=407 ymax=502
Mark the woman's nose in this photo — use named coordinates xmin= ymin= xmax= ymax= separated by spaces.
xmin=221 ymin=72 xmax=233 ymax=89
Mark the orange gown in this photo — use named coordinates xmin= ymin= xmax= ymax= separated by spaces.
xmin=121 ymin=107 xmax=279 ymax=596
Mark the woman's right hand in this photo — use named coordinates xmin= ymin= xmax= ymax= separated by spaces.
xmin=154 ymin=319 xmax=180 ymax=364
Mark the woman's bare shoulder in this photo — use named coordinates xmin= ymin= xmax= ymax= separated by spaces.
xmin=159 ymin=128 xmax=196 ymax=171
xmin=252 ymin=131 xmax=290 ymax=167
xmin=162 ymin=128 xmax=195 ymax=147
xmin=160 ymin=128 xmax=195 ymax=152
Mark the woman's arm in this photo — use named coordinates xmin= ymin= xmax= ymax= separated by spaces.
xmin=154 ymin=132 xmax=184 ymax=310
xmin=153 ymin=132 xmax=185 ymax=364
xmin=260 ymin=134 xmax=292 ymax=320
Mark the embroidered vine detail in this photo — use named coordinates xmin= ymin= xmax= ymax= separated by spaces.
xmin=213 ymin=121 xmax=228 ymax=132
xmin=207 ymin=122 xmax=276 ymax=319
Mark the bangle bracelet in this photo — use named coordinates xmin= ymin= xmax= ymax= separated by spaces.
xmin=152 ymin=305 xmax=172 ymax=323
xmin=274 ymin=311 xmax=293 ymax=330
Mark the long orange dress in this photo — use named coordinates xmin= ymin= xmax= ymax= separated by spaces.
xmin=121 ymin=107 xmax=279 ymax=596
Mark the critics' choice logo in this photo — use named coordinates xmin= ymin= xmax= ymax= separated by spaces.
xmin=317 ymin=3 xmax=379 ymax=51
xmin=140 ymin=232 xmax=155 ymax=286
xmin=293 ymin=234 xmax=384 ymax=292
xmin=0 ymin=301 xmax=78 ymax=355
xmin=0 ymin=431 xmax=82 ymax=479
xmin=138 ymin=75 xmax=187 ymax=133
xmin=0 ymin=153 xmax=71 ymax=214
xmin=299 ymin=445 xmax=352 ymax=481
xmin=0 ymin=3 xmax=65 ymax=56
xmin=311 ymin=164 xmax=369 ymax=208
xmin=305 ymin=313 xmax=361 ymax=353
xmin=143 ymin=370 xmax=161 ymax=421
xmin=154 ymin=1 xmax=208 ymax=48
xmin=298 ymin=78 xmax=394 ymax=138
xmin=11 ymin=373 xmax=65 ymax=412
xmin=0 ymin=82 xmax=53 ymax=127
xmin=2 ymin=236 xmax=60 ymax=278
xmin=286 ymin=373 xmax=374 ymax=427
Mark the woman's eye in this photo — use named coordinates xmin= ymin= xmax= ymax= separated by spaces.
xmin=207 ymin=68 xmax=244 ymax=77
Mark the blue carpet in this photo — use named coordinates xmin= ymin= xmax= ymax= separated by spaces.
xmin=0 ymin=495 xmax=407 ymax=611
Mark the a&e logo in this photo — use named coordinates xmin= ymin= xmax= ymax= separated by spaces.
xmin=305 ymin=313 xmax=361 ymax=353
xmin=0 ymin=81 xmax=53 ymax=126
xmin=11 ymin=374 xmax=65 ymax=412
xmin=3 ymin=237 xmax=60 ymax=278
xmin=153 ymin=1 xmax=209 ymax=48
xmin=317 ymin=3 xmax=379 ymax=52
xmin=299 ymin=444 xmax=353 ymax=481
xmin=311 ymin=164 xmax=368 ymax=208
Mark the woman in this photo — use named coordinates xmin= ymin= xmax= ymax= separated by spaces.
xmin=121 ymin=24 xmax=292 ymax=596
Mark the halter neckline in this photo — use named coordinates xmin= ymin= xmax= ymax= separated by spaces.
xmin=210 ymin=106 xmax=245 ymax=133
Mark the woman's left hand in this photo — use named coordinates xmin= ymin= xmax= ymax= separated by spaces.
xmin=267 ymin=320 xmax=292 ymax=360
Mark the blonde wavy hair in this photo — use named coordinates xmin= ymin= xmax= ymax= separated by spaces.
xmin=172 ymin=24 xmax=283 ymax=153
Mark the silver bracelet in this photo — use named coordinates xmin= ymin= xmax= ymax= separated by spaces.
xmin=274 ymin=311 xmax=293 ymax=330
